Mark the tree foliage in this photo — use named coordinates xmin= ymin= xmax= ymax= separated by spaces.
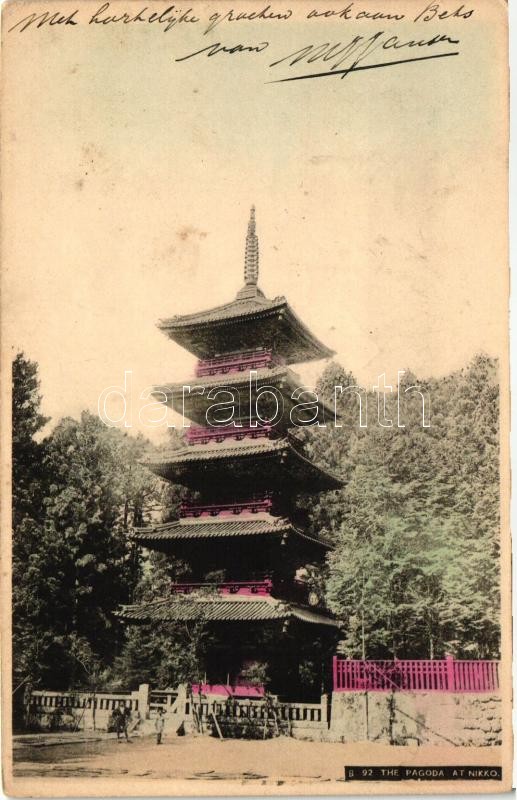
xmin=12 ymin=355 xmax=159 ymax=692
xmin=311 ymin=355 xmax=500 ymax=659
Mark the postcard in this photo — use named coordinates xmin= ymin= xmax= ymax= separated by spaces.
xmin=1 ymin=0 xmax=511 ymax=794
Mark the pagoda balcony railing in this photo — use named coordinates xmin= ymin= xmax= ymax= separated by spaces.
xmin=195 ymin=349 xmax=281 ymax=377
xmin=171 ymin=579 xmax=273 ymax=596
xmin=185 ymin=423 xmax=274 ymax=446
xmin=170 ymin=578 xmax=324 ymax=606
xmin=180 ymin=496 xmax=273 ymax=518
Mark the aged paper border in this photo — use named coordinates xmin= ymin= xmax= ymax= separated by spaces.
xmin=1 ymin=0 xmax=512 ymax=794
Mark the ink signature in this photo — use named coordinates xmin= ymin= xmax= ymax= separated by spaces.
xmin=173 ymin=30 xmax=460 ymax=82
xmin=267 ymin=31 xmax=460 ymax=82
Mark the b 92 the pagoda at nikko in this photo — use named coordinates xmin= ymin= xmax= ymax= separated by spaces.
xmin=119 ymin=208 xmax=343 ymax=701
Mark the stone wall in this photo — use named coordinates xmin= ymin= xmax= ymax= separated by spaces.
xmin=329 ymin=691 xmax=501 ymax=746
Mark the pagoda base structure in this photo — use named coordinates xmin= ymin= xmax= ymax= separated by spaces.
xmin=118 ymin=208 xmax=343 ymax=706
xmin=118 ymin=594 xmax=339 ymax=701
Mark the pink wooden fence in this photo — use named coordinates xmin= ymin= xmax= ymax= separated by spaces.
xmin=333 ymin=656 xmax=499 ymax=693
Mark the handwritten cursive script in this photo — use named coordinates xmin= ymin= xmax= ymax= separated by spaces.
xmin=204 ymin=5 xmax=292 ymax=35
xmin=8 ymin=8 xmax=79 ymax=33
xmin=268 ymin=30 xmax=460 ymax=81
xmin=8 ymin=3 xmax=199 ymax=33
xmin=6 ymin=1 xmax=466 ymax=89
xmin=176 ymin=41 xmax=269 ymax=61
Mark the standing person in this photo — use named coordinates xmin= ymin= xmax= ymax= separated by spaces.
xmin=112 ymin=706 xmax=122 ymax=741
xmin=155 ymin=708 xmax=165 ymax=745
xmin=121 ymin=706 xmax=132 ymax=743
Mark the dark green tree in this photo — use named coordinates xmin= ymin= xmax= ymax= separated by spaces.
xmin=12 ymin=354 xmax=53 ymax=700
xmin=321 ymin=355 xmax=500 ymax=659
xmin=12 ymin=354 xmax=160 ymax=695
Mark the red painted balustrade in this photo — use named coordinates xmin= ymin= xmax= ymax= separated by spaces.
xmin=180 ymin=496 xmax=273 ymax=518
xmin=332 ymin=656 xmax=500 ymax=693
xmin=195 ymin=349 xmax=280 ymax=377
xmin=186 ymin=424 xmax=273 ymax=446
xmin=171 ymin=579 xmax=273 ymax=596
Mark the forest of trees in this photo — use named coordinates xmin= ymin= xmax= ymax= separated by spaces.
xmin=12 ymin=351 xmax=500 ymax=706
xmin=304 ymin=356 xmax=500 ymax=661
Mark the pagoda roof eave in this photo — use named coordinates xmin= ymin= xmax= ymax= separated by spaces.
xmin=152 ymin=365 xmax=338 ymax=425
xmin=144 ymin=436 xmax=344 ymax=493
xmin=132 ymin=517 xmax=333 ymax=549
xmin=157 ymin=290 xmax=334 ymax=365
xmin=158 ymin=292 xmax=287 ymax=329
xmin=116 ymin=595 xmax=340 ymax=628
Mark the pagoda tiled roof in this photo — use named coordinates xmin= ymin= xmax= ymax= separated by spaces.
xmin=154 ymin=365 xmax=336 ymax=426
xmin=116 ymin=594 xmax=340 ymax=627
xmin=132 ymin=516 xmax=332 ymax=548
xmin=157 ymin=286 xmax=334 ymax=364
xmin=161 ymin=291 xmax=285 ymax=327
xmin=146 ymin=435 xmax=343 ymax=492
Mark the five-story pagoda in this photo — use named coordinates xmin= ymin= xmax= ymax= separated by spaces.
xmin=119 ymin=208 xmax=342 ymax=701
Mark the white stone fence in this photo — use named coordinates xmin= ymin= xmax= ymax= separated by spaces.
xmin=28 ymin=685 xmax=328 ymax=737
xmin=29 ymin=685 xmax=151 ymax=731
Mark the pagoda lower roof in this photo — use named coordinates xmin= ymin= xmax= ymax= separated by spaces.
xmin=153 ymin=365 xmax=335 ymax=427
xmin=132 ymin=516 xmax=332 ymax=548
xmin=116 ymin=594 xmax=339 ymax=628
xmin=157 ymin=286 xmax=334 ymax=365
xmin=145 ymin=436 xmax=343 ymax=493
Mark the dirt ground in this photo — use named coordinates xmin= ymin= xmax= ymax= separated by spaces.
xmin=10 ymin=732 xmax=505 ymax=794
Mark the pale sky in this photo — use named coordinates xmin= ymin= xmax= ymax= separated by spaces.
xmin=2 ymin=0 xmax=508 ymax=442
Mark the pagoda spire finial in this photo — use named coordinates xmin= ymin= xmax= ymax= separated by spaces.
xmin=244 ymin=205 xmax=259 ymax=285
